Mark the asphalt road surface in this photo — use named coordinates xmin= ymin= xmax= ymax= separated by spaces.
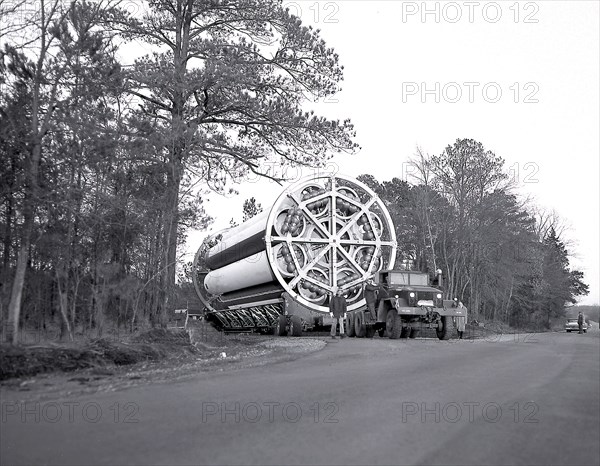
xmin=2 ymin=331 xmax=599 ymax=465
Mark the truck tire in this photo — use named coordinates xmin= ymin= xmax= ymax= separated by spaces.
xmin=289 ymin=315 xmax=303 ymax=336
xmin=391 ymin=314 xmax=403 ymax=339
xmin=274 ymin=315 xmax=288 ymax=336
xmin=355 ymin=312 xmax=366 ymax=338
xmin=409 ymin=328 xmax=419 ymax=339
xmin=400 ymin=327 xmax=409 ymax=339
xmin=436 ymin=316 xmax=452 ymax=340
xmin=346 ymin=312 xmax=356 ymax=337
xmin=385 ymin=310 xmax=395 ymax=338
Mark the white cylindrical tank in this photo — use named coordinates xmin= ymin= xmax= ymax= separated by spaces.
xmin=204 ymin=251 xmax=275 ymax=295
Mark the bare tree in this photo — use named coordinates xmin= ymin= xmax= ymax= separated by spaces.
xmin=3 ymin=0 xmax=121 ymax=343
xmin=4 ymin=0 xmax=75 ymax=343
xmin=531 ymin=206 xmax=572 ymax=244
xmin=408 ymin=147 xmax=438 ymax=276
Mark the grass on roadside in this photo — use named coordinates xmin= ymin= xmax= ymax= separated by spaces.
xmin=0 ymin=329 xmax=197 ymax=381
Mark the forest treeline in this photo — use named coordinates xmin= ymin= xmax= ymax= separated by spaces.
xmin=0 ymin=1 xmax=588 ymax=343
xmin=0 ymin=0 xmax=357 ymax=343
xmin=358 ymin=141 xmax=588 ymax=328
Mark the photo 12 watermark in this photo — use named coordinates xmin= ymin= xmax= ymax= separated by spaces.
xmin=283 ymin=1 xmax=340 ymax=23
xmin=401 ymin=82 xmax=540 ymax=104
xmin=401 ymin=401 xmax=540 ymax=423
xmin=1 ymin=401 xmax=140 ymax=424
xmin=200 ymin=401 xmax=339 ymax=423
xmin=508 ymin=162 xmax=539 ymax=185
xmin=401 ymin=2 xmax=540 ymax=24
xmin=241 ymin=160 xmax=340 ymax=186
xmin=400 ymin=161 xmax=539 ymax=184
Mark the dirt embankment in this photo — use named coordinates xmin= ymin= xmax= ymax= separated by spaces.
xmin=0 ymin=319 xmax=547 ymax=382
xmin=0 ymin=321 xmax=327 ymax=400
xmin=2 ymin=318 xmax=557 ymax=395
xmin=0 ymin=328 xmax=197 ymax=381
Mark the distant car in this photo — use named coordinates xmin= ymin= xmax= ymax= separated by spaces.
xmin=565 ymin=318 xmax=588 ymax=333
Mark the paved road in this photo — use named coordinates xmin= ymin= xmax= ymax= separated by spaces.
xmin=2 ymin=331 xmax=599 ymax=465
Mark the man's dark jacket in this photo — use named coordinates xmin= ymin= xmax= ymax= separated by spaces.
xmin=329 ymin=296 xmax=347 ymax=318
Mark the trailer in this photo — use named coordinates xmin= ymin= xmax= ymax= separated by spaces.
xmin=192 ymin=173 xmax=398 ymax=335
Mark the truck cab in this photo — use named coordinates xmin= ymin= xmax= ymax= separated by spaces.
xmin=376 ymin=270 xmax=444 ymax=308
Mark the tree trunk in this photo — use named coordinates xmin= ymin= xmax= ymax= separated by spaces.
xmin=2 ymin=173 xmax=13 ymax=269
xmin=71 ymin=272 xmax=81 ymax=334
xmin=56 ymin=269 xmax=73 ymax=341
xmin=6 ymin=244 xmax=28 ymax=344
xmin=160 ymin=167 xmax=181 ymax=327
xmin=504 ymin=277 xmax=514 ymax=323
xmin=6 ymin=139 xmax=42 ymax=344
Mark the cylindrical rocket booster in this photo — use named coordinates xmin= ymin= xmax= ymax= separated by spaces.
xmin=204 ymin=251 xmax=275 ymax=295
xmin=193 ymin=174 xmax=397 ymax=314
xmin=204 ymin=211 xmax=270 ymax=270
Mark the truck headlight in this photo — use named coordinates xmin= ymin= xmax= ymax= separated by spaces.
xmin=434 ymin=293 xmax=443 ymax=307
xmin=409 ymin=292 xmax=417 ymax=306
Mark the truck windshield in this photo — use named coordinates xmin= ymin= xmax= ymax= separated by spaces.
xmin=389 ymin=272 xmax=428 ymax=286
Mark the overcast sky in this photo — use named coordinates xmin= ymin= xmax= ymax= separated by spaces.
xmin=185 ymin=1 xmax=599 ymax=305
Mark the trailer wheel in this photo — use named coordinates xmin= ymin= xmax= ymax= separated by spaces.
xmin=346 ymin=312 xmax=356 ymax=337
xmin=378 ymin=327 xmax=385 ymax=338
xmin=391 ymin=314 xmax=403 ymax=339
xmin=289 ymin=315 xmax=303 ymax=336
xmin=274 ymin=315 xmax=288 ymax=336
xmin=355 ymin=312 xmax=366 ymax=338
xmin=409 ymin=328 xmax=419 ymax=339
xmin=436 ymin=316 xmax=452 ymax=340
xmin=399 ymin=326 xmax=409 ymax=339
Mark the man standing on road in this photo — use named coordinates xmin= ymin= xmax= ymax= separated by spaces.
xmin=363 ymin=278 xmax=379 ymax=322
xmin=578 ymin=311 xmax=584 ymax=334
xmin=330 ymin=290 xmax=347 ymax=339
xmin=455 ymin=301 xmax=467 ymax=339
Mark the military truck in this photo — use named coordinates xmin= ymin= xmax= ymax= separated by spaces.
xmin=345 ymin=269 xmax=466 ymax=339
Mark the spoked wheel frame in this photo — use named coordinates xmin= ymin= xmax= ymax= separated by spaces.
xmin=264 ymin=174 xmax=397 ymax=314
